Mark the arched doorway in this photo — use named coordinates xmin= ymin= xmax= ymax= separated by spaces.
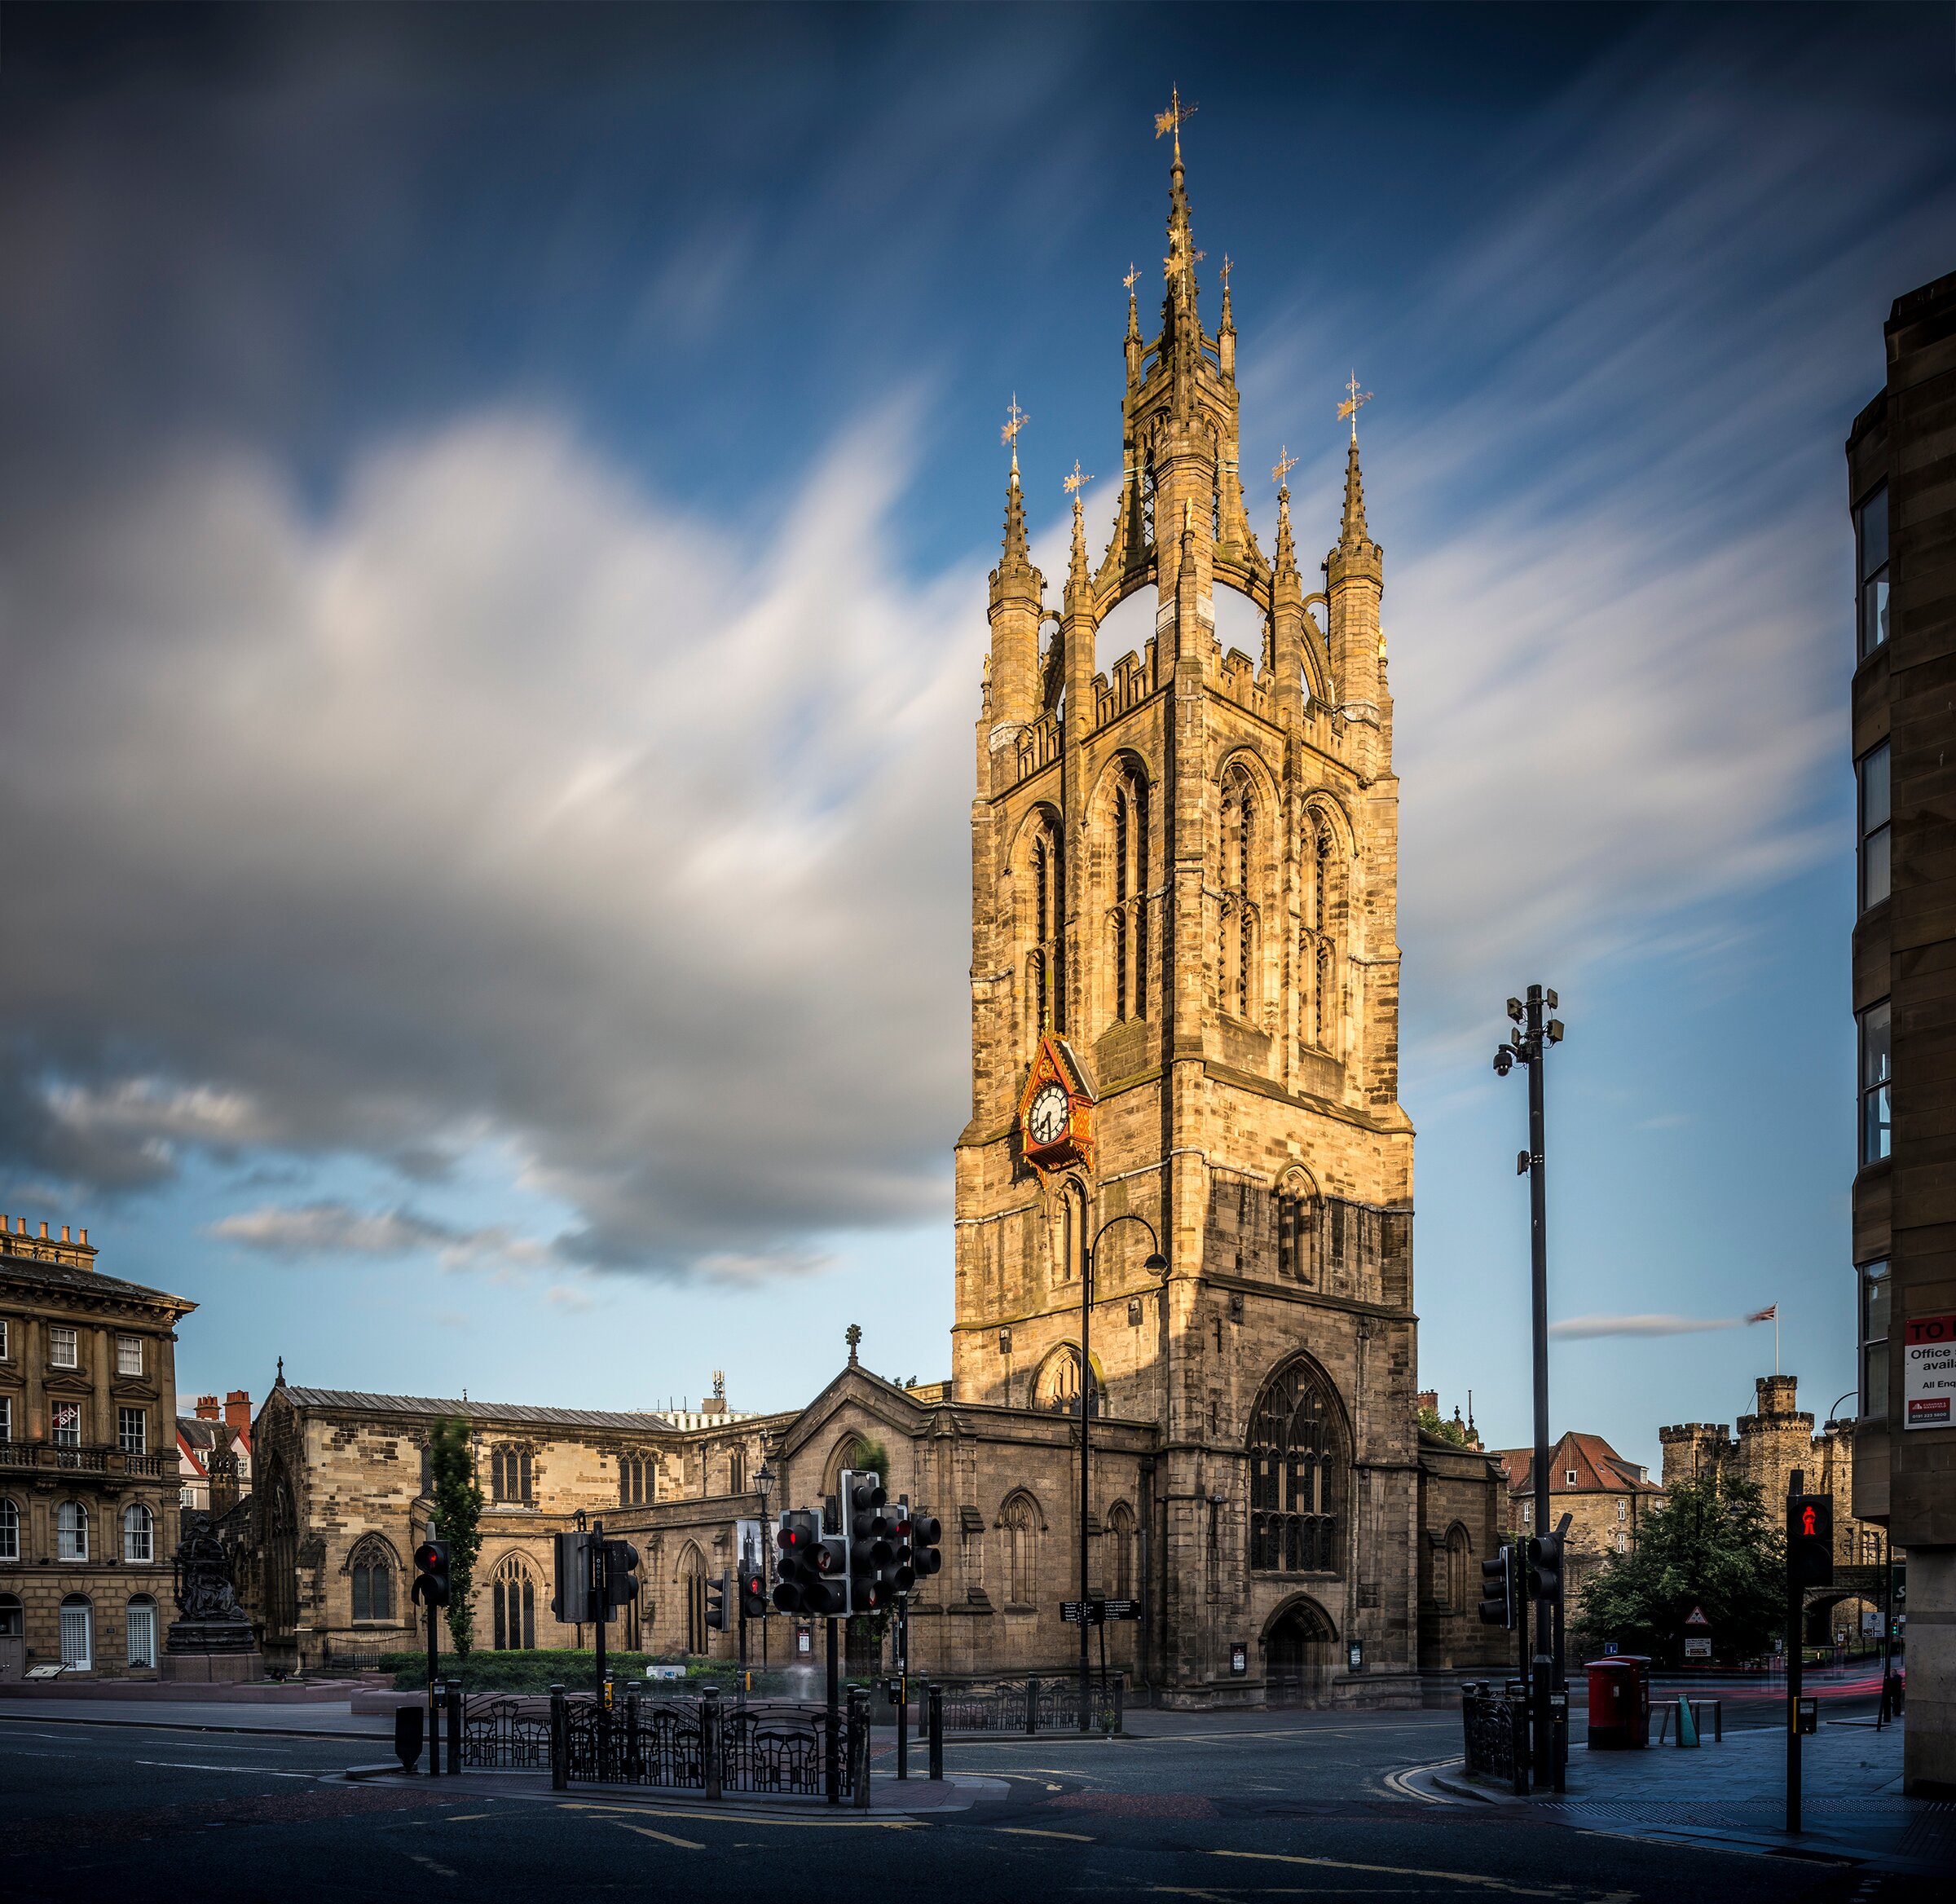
xmin=1264 ymin=1597 xmax=1336 ymax=1707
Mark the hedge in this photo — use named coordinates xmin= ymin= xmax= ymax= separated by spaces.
xmin=381 ymin=1650 xmax=794 ymax=1695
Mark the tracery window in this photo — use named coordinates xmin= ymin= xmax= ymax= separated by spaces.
xmin=1306 ymin=819 xmax=1338 ymax=1048
xmin=350 ymin=1536 xmax=395 ymax=1622
xmin=1218 ymin=766 xmax=1257 ymax=1017
xmin=1111 ymin=767 xmax=1151 ymax=1022
xmin=1003 ymin=1496 xmax=1037 ymax=1606
xmin=491 ymin=1554 xmax=536 ymax=1651
xmin=1054 ymin=1178 xmax=1086 ymax=1285
xmin=1248 ymin=1359 xmax=1343 ymax=1574
xmin=620 ymin=1453 xmax=652 ymax=1507
xmin=1033 ymin=1344 xmax=1098 ymax=1417
xmin=491 ymin=1445 xmax=533 ymax=1504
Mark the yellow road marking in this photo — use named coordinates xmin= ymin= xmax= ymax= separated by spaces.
xmin=604 ymin=1820 xmax=707 ymax=1850
xmin=998 ymin=1827 xmax=1096 ymax=1842
xmin=1209 ymin=1850 xmax=1571 ymax=1895
xmin=444 ymin=1814 xmax=496 ymax=1822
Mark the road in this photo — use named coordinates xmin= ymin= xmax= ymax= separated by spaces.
xmin=0 ymin=1690 xmax=1927 ymax=1903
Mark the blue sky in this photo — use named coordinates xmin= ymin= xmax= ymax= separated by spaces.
xmin=1 ymin=4 xmax=1950 ymax=1467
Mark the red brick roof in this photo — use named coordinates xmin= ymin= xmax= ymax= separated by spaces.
xmin=1496 ymin=1430 xmax=1661 ymax=1497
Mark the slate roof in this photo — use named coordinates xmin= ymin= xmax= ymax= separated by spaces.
xmin=1497 ymin=1430 xmax=1661 ymax=1497
xmin=279 ymin=1387 xmax=683 ymax=1433
xmin=0 ymin=1247 xmax=194 ymax=1312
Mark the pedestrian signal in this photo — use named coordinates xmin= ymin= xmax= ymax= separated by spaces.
xmin=1478 ymin=1546 xmax=1516 ymax=1629
xmin=1786 ymin=1493 xmax=1835 ymax=1589
xmin=703 ymin=1571 xmax=730 ymax=1633
xmin=412 ymin=1538 xmax=452 ymax=1609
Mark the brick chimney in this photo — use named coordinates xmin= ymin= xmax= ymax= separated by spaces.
xmin=196 ymin=1395 xmax=220 ymax=1420
xmin=224 ymin=1390 xmax=253 ymax=1448
xmin=1415 ymin=1389 xmax=1438 ymax=1417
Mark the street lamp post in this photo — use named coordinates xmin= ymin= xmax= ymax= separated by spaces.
xmin=1494 ymin=983 xmax=1565 ymax=1789
xmin=1078 ymin=1212 xmax=1169 ymax=1733
xmin=755 ymin=1459 xmax=775 ymax=1675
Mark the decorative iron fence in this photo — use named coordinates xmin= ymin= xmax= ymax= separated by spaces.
xmin=919 ymin=1674 xmax=1123 ymax=1736
xmin=1460 ymin=1681 xmax=1529 ymax=1796
xmin=455 ymin=1693 xmax=553 ymax=1771
xmin=545 ymin=1688 xmax=835 ymax=1799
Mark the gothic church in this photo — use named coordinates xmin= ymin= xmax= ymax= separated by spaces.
xmin=240 ymin=126 xmax=1505 ymax=1707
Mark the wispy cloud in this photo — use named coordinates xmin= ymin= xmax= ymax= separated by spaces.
xmin=211 ymin=1201 xmax=549 ymax=1274
xmin=1550 ymin=1312 xmax=1770 ymax=1341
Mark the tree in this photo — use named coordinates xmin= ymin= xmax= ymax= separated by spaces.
xmin=1575 ymin=1469 xmax=1784 ymax=1666
xmin=428 ymin=1417 xmax=484 ymax=1657
xmin=1417 ymin=1403 xmax=1470 ymax=1448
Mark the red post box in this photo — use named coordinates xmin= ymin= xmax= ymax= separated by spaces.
xmin=1584 ymin=1655 xmax=1651 ymax=1749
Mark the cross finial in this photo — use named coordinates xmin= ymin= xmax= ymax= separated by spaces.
xmin=1063 ymin=460 xmax=1094 ymax=497
xmin=1122 ymin=262 xmax=1139 ymax=294
xmin=844 ymin=1322 xmax=862 ymax=1365
xmin=1220 ymin=253 xmax=1232 ymax=290
xmin=1271 ymin=444 xmax=1299 ymax=488
xmin=1337 ymin=371 xmax=1373 ymax=442
xmin=1001 ymin=393 xmax=1029 ymax=477
xmin=1154 ymin=85 xmax=1196 ymax=159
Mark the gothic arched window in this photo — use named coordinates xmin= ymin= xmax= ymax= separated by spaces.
xmin=1024 ymin=813 xmax=1064 ymax=1046
xmin=350 ymin=1536 xmax=396 ymax=1623
xmin=491 ymin=1446 xmax=533 ymax=1505
xmin=492 ymin=1555 xmax=537 ymax=1651
xmin=1054 ymin=1177 xmax=1086 ymax=1285
xmin=1033 ymin=1343 xmax=1099 ymax=1417
xmin=1306 ymin=818 xmax=1339 ymax=1048
xmin=1275 ymin=1179 xmax=1316 ymax=1283
xmin=1112 ymin=765 xmax=1150 ymax=1022
xmin=1108 ymin=1501 xmax=1135 ymax=1602
xmin=1003 ymin=1495 xmax=1037 ymax=1606
xmin=1219 ymin=767 xmax=1258 ymax=1017
xmin=680 ymin=1545 xmax=709 ymax=1654
xmin=1248 ymin=1358 xmax=1343 ymax=1575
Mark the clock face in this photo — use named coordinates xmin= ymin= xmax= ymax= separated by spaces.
xmin=1027 ymin=1081 xmax=1069 ymax=1148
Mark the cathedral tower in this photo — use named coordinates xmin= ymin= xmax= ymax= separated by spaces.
xmin=954 ymin=108 xmax=1417 ymax=1704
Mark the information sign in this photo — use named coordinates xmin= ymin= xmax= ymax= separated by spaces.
xmin=1229 ymin=1642 xmax=1248 ymax=1675
xmin=1904 ymin=1313 xmax=1956 ymax=1428
xmin=1685 ymin=1637 xmax=1712 ymax=1659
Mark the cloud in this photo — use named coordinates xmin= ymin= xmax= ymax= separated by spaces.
xmin=1549 ymin=1313 xmax=1767 ymax=1341
xmin=3 ymin=412 xmax=976 ymax=1276
xmin=212 ymin=1201 xmax=550 ymax=1274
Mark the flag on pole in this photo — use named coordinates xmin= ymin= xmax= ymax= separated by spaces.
xmin=1747 ymin=1306 xmax=1777 ymax=1323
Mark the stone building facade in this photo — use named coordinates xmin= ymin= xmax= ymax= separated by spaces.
xmin=237 ymin=126 xmax=1507 ymax=1706
xmin=1496 ymin=1431 xmax=1663 ymax=1603
xmin=177 ymin=1390 xmax=253 ymax=1515
xmin=0 ymin=1216 xmax=191 ymax=1681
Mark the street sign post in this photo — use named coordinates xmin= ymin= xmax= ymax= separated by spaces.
xmin=1786 ymin=1487 xmax=1835 ymax=1834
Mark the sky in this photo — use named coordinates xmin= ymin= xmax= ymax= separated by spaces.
xmin=1 ymin=2 xmax=1951 ymax=1469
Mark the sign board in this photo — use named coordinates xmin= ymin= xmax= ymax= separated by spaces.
xmin=51 ymin=1403 xmax=81 ymax=1440
xmin=1904 ymin=1313 xmax=1956 ymax=1428
xmin=1063 ymin=1598 xmax=1137 ymax=1625
xmin=1100 ymin=1598 xmax=1140 ymax=1622
xmin=645 ymin=1664 xmax=685 ymax=1681
xmin=1603 ymin=1642 xmax=1620 ymax=1656
xmin=1347 ymin=1641 xmax=1364 ymax=1672
xmin=795 ymin=1624 xmax=813 ymax=1656
xmin=1229 ymin=1642 xmax=1248 ymax=1676
xmin=1684 ymin=1637 xmax=1712 ymax=1659
xmin=1684 ymin=1605 xmax=1710 ymax=1629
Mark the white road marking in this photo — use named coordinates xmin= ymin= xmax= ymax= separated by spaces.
xmin=604 ymin=1821 xmax=707 ymax=1850
xmin=407 ymin=1853 xmax=458 ymax=1877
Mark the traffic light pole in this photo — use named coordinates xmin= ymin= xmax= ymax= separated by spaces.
xmin=592 ymin=1518 xmax=606 ymax=1700
xmin=425 ymin=1515 xmax=441 ymax=1775
xmin=1524 ymin=989 xmax=1554 ymax=1788
xmin=1786 ymin=1471 xmax=1803 ymax=1835
xmin=826 ymin=1615 xmax=840 ymax=1806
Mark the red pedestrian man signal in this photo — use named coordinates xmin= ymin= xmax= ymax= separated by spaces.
xmin=1786 ymin=1494 xmax=1833 ymax=1589
xmin=1801 ymin=1505 xmax=1818 ymax=1538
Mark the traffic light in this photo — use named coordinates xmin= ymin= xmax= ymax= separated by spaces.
xmin=552 ymin=1531 xmax=596 ymax=1624
xmin=911 ymin=1510 xmax=943 ymax=1584
xmin=1525 ymin=1530 xmax=1563 ymax=1602
xmin=1787 ymin=1494 xmax=1835 ymax=1589
xmin=412 ymin=1537 xmax=452 ymax=1609
xmin=739 ymin=1555 xmax=768 ymax=1620
xmin=875 ymin=1496 xmax=916 ymax=1602
xmin=704 ymin=1571 xmax=730 ymax=1633
xmin=1478 ymin=1546 xmax=1515 ymax=1628
xmin=841 ymin=1469 xmax=888 ymax=1616
xmin=773 ymin=1510 xmax=843 ymax=1617
xmin=604 ymin=1539 xmax=640 ymax=1610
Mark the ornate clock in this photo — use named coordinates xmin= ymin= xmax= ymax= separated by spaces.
xmin=1017 ymin=1032 xmax=1094 ymax=1175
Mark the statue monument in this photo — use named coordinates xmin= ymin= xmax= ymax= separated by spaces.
xmin=161 ymin=1509 xmax=263 ymax=1682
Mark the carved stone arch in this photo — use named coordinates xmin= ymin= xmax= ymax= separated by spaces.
xmin=1030 ymin=1341 xmax=1101 ymax=1418
xmin=1216 ymin=751 xmax=1278 ymax=1023
xmin=1090 ymin=750 xmax=1156 ymax=1031
xmin=1271 ymin=1166 xmax=1320 ymax=1284
xmin=341 ymin=1530 xmax=401 ymax=1574
xmin=1011 ymin=800 xmax=1067 ymax=1050
xmin=1105 ymin=1498 xmax=1138 ymax=1601
xmin=1261 ymin=1590 xmax=1339 ymax=1707
xmin=1045 ymin=1171 xmax=1090 ymax=1289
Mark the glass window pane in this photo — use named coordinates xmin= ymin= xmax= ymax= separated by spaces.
xmin=1866 ymin=1340 xmax=1890 ymax=1419
xmin=1863 ymin=825 xmax=1891 ymax=911
xmin=1859 ymin=486 xmax=1888 ymax=581
xmin=1861 ymin=743 xmax=1891 ymax=832
xmin=1861 ymin=572 xmax=1890 ymax=658
xmin=1861 ymin=1000 xmax=1892 ymax=1089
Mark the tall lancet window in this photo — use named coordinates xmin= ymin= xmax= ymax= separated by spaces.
xmin=1112 ymin=766 xmax=1150 ymax=1021
xmin=1219 ymin=767 xmax=1257 ymax=1018
xmin=1307 ymin=818 xmax=1337 ymax=1049
xmin=1024 ymin=813 xmax=1064 ymax=1050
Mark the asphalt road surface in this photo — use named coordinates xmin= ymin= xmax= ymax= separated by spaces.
xmin=0 ymin=1695 xmax=1927 ymax=1904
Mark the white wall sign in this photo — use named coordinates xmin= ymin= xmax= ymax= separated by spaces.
xmin=1904 ymin=1313 xmax=1956 ymax=1429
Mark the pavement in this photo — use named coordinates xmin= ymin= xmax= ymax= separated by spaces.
xmin=1416 ymin=1704 xmax=1953 ymax=1874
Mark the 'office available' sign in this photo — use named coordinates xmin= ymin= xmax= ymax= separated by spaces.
xmin=1903 ymin=1314 xmax=1956 ymax=1429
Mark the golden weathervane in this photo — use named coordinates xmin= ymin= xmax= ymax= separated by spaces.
xmin=1271 ymin=445 xmax=1299 ymax=488
xmin=1337 ymin=371 xmax=1373 ymax=439
xmin=1220 ymin=253 xmax=1232 ymax=291
xmin=1154 ymin=85 xmax=1196 ymax=156
xmin=1123 ymin=262 xmax=1139 ymax=293
xmin=1001 ymin=394 xmax=1030 ymax=472
xmin=1064 ymin=461 xmax=1094 ymax=497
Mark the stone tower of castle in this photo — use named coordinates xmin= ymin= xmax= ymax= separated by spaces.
xmin=951 ymin=118 xmax=1418 ymax=1702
